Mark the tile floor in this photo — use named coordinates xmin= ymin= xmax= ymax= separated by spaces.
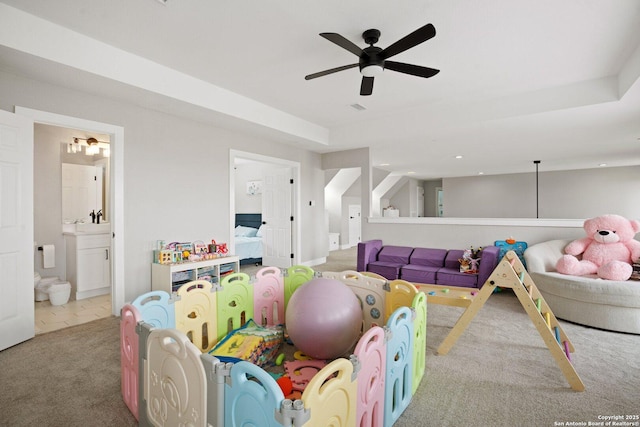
xmin=34 ymin=294 xmax=112 ymax=335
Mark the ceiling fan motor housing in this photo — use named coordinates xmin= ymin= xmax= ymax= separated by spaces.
xmin=359 ymin=46 xmax=384 ymax=72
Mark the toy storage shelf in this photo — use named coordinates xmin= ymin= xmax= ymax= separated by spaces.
xmin=151 ymin=256 xmax=240 ymax=293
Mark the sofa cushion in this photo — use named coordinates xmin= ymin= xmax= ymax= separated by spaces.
xmin=368 ymin=262 xmax=404 ymax=280
xmin=436 ymin=269 xmax=478 ymax=287
xmin=377 ymin=246 xmax=414 ymax=264
xmin=409 ymin=248 xmax=447 ymax=267
xmin=401 ymin=265 xmax=439 ymax=284
xmin=444 ymin=249 xmax=465 ymax=269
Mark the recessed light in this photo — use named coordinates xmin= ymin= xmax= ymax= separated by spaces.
xmin=478 ymin=172 xmax=484 ymax=175
xmin=379 ymin=163 xmax=390 ymax=166
xmin=598 ymin=163 xmax=607 ymax=167
xmin=455 ymin=155 xmax=463 ymax=159
xmin=407 ymin=171 xmax=415 ymax=175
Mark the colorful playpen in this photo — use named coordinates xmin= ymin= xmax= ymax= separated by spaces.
xmin=120 ymin=266 xmax=427 ymax=426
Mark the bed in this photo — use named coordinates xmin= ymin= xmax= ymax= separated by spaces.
xmin=235 ymin=213 xmax=263 ymax=265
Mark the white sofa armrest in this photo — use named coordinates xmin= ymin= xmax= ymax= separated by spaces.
xmin=524 ymin=239 xmax=572 ymax=274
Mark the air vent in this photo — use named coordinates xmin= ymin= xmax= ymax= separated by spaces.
xmin=350 ymin=103 xmax=367 ymax=111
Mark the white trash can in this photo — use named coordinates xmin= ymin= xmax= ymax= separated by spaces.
xmin=48 ymin=282 xmax=71 ymax=306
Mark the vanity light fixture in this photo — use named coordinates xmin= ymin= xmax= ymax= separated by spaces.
xmin=71 ymin=137 xmax=110 ymax=157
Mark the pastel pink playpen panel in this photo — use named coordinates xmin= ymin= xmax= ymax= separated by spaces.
xmin=253 ymin=267 xmax=285 ymax=326
xmin=354 ymin=326 xmax=387 ymax=427
xmin=120 ymin=304 xmax=141 ymax=420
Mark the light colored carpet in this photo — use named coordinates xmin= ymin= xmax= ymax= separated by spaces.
xmin=1 ymin=247 xmax=638 ymax=426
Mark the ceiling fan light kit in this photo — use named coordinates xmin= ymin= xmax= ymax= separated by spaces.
xmin=305 ymin=24 xmax=439 ymax=96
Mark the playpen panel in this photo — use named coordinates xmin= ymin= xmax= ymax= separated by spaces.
xmin=411 ymin=292 xmax=427 ymax=395
xmin=253 ymin=267 xmax=285 ymax=327
xmin=301 ymin=358 xmax=357 ymax=427
xmin=354 ymin=326 xmax=387 ymax=427
xmin=175 ymin=280 xmax=218 ymax=352
xmin=131 ymin=291 xmax=175 ymax=329
xmin=224 ymin=361 xmax=285 ymax=427
xmin=146 ymin=328 xmax=207 ymax=427
xmin=385 ymin=280 xmax=418 ymax=323
xmin=284 ymin=265 xmax=315 ymax=308
xmin=217 ymin=273 xmax=254 ymax=341
xmin=120 ymin=304 xmax=141 ymax=420
xmin=322 ymin=270 xmax=388 ymax=330
xmin=384 ymin=306 xmax=414 ymax=427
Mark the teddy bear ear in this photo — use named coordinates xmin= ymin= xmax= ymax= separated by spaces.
xmin=631 ymin=219 xmax=640 ymax=233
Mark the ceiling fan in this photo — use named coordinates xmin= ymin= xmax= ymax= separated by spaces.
xmin=305 ymin=23 xmax=440 ymax=96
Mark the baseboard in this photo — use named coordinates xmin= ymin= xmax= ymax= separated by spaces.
xmin=301 ymin=257 xmax=327 ymax=267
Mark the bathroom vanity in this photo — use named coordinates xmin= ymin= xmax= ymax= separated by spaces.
xmin=64 ymin=224 xmax=111 ymax=300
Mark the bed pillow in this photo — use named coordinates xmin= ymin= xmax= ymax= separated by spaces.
xmin=235 ymin=225 xmax=258 ymax=237
xmin=256 ymin=225 xmax=265 ymax=237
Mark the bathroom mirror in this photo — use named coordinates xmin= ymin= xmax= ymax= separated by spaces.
xmin=60 ymin=140 xmax=110 ymax=224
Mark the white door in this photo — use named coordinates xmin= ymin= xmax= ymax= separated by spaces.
xmin=0 ymin=110 xmax=34 ymax=351
xmin=261 ymin=168 xmax=292 ymax=268
xmin=348 ymin=204 xmax=361 ymax=247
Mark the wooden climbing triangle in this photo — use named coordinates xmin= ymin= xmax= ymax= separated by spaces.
xmin=437 ymin=250 xmax=585 ymax=391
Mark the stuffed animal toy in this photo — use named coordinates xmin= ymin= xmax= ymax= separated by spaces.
xmin=556 ymin=214 xmax=640 ymax=281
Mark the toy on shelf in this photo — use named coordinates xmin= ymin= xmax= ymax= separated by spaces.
xmin=153 ymin=238 xmax=229 ymax=264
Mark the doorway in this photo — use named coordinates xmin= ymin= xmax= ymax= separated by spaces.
xmin=16 ymin=107 xmax=125 ymax=325
xmin=33 ymin=123 xmax=112 ymax=334
xmin=348 ymin=204 xmax=361 ymax=247
xmin=230 ymin=150 xmax=300 ymax=268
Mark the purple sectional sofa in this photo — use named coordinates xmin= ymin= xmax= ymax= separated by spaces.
xmin=357 ymin=240 xmax=501 ymax=289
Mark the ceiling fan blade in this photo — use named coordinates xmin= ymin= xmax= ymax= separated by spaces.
xmin=305 ymin=63 xmax=358 ymax=80
xmin=360 ymin=76 xmax=374 ymax=96
xmin=385 ymin=61 xmax=440 ymax=78
xmin=380 ymin=23 xmax=436 ymax=60
xmin=320 ymin=33 xmax=365 ymax=56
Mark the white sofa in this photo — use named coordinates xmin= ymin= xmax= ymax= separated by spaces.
xmin=524 ymin=239 xmax=640 ymax=334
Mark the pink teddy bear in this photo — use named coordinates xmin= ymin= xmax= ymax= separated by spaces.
xmin=556 ymin=214 xmax=640 ymax=281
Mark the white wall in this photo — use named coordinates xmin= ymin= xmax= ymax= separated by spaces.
xmin=362 ymin=219 xmax=587 ymax=250
xmin=444 ymin=166 xmax=640 ymax=218
xmin=234 ymin=162 xmax=281 ymax=214
xmin=1 ymin=69 xmax=326 ymax=302
xmin=364 ymin=166 xmax=640 ymax=249
xmin=33 ymin=125 xmax=65 ymax=279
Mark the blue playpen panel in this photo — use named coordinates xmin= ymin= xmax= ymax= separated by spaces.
xmin=224 ymin=361 xmax=285 ymax=427
xmin=131 ymin=290 xmax=175 ymax=329
xmin=384 ymin=306 xmax=414 ymax=427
